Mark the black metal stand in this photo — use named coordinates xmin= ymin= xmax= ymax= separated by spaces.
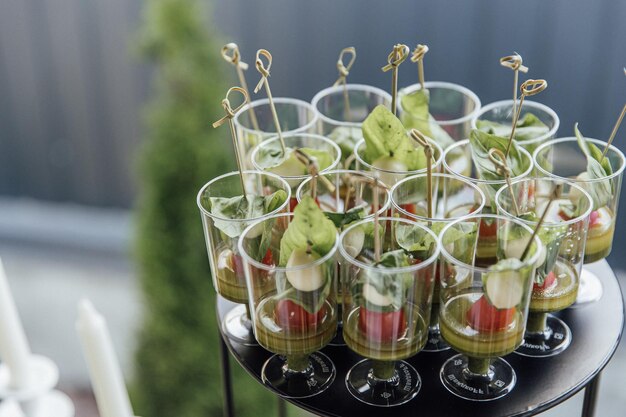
xmin=581 ymin=374 xmax=601 ymax=417
xmin=219 ymin=337 xmax=234 ymax=417
xmin=215 ymin=261 xmax=623 ymax=417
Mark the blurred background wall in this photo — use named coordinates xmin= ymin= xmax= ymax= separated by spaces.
xmin=1 ymin=0 xmax=624 ymax=210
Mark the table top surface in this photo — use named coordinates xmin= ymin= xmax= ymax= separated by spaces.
xmin=217 ymin=260 xmax=624 ymax=417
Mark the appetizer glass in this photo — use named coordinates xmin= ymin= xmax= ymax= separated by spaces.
xmin=533 ymin=137 xmax=625 ymax=304
xmin=197 ymin=171 xmax=291 ymax=345
xmin=239 ymin=213 xmax=338 ymax=398
xmin=398 ymin=81 xmax=482 ymax=142
xmin=391 ymin=173 xmax=486 ymax=352
xmin=312 ymin=84 xmax=392 ymax=162
xmin=495 ymin=178 xmax=593 ymax=356
xmin=443 ymin=139 xmax=534 ymax=267
xmin=297 ymin=170 xmax=390 ymax=346
xmin=471 ymin=100 xmax=559 ymax=154
xmin=340 ymin=217 xmax=440 ymax=407
xmin=439 ymin=214 xmax=541 ymax=401
xmin=234 ymin=98 xmax=319 ymax=168
xmin=354 ymin=138 xmax=443 ymax=188
xmin=250 ymin=133 xmax=342 ymax=211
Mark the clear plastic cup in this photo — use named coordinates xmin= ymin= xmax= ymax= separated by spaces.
xmin=197 ymin=171 xmax=291 ymax=345
xmin=390 ymin=173 xmax=486 ymax=352
xmin=439 ymin=214 xmax=541 ymax=401
xmin=495 ymin=178 xmax=592 ymax=357
xmin=250 ymin=133 xmax=342 ymax=211
xmin=234 ymin=98 xmax=319 ymax=168
xmin=340 ymin=217 xmax=440 ymax=406
xmin=311 ymin=84 xmax=391 ymax=160
xmin=398 ymin=81 xmax=482 ymax=142
xmin=238 ymin=212 xmax=338 ymax=398
xmin=354 ymin=138 xmax=443 ymax=188
xmin=471 ymin=100 xmax=559 ymax=154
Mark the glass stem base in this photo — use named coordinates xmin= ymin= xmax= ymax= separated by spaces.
xmin=346 ymin=359 xmax=421 ymax=407
xmin=440 ymin=354 xmax=516 ymax=401
xmin=516 ymin=314 xmax=572 ymax=357
xmin=222 ymin=303 xmax=257 ymax=346
xmin=572 ymin=267 xmax=603 ymax=306
xmin=262 ymin=352 xmax=336 ymax=399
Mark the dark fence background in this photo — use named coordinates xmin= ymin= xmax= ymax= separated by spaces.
xmin=0 ymin=0 xmax=625 ymax=260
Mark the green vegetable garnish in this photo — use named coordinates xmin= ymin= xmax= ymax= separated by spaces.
xmin=324 ymin=205 xmax=368 ymax=229
xmin=476 ymin=113 xmax=549 ymax=143
xmin=352 ymin=249 xmax=413 ymax=312
xmin=519 ymin=211 xmax=567 ymax=284
xmin=328 ymin=126 xmax=362 ymax=159
xmin=362 ymin=105 xmax=427 ymax=170
xmin=574 ymin=123 xmax=613 ymax=210
xmin=400 ymin=89 xmax=455 ymax=150
xmin=278 ymin=195 xmax=337 ymax=266
xmin=255 ymin=144 xmax=334 ymax=174
xmin=208 ymin=189 xmax=288 ymax=238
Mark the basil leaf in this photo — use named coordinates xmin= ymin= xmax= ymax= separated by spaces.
xmin=352 ymin=249 xmax=412 ymax=312
xmin=395 ymin=223 xmax=435 ymax=252
xmin=574 ymin=124 xmax=613 ymax=210
xmin=400 ymin=89 xmax=455 ymax=150
xmin=476 ymin=113 xmax=549 ymax=143
xmin=279 ymin=195 xmax=337 ymax=266
xmin=254 ymin=144 xmax=334 ymax=173
xmin=209 ymin=190 xmax=288 ymax=238
xmin=362 ymin=105 xmax=427 ymax=170
xmin=324 ymin=205 xmax=367 ymax=229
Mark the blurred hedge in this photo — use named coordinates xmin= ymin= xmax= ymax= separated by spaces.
xmin=132 ymin=0 xmax=277 ymax=416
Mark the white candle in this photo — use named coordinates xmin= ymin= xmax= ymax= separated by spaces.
xmin=76 ymin=299 xmax=133 ymax=417
xmin=0 ymin=258 xmax=33 ymax=389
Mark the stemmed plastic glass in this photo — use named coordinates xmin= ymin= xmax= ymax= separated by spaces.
xmin=471 ymin=100 xmax=559 ymax=154
xmin=297 ymin=170 xmax=390 ymax=346
xmin=311 ymin=84 xmax=391 ymax=162
xmin=340 ymin=217 xmax=440 ymax=406
xmin=197 ymin=171 xmax=291 ymax=345
xmin=439 ymin=214 xmax=541 ymax=401
xmin=234 ymin=98 xmax=319 ymax=168
xmin=443 ymin=139 xmax=533 ymax=266
xmin=250 ymin=133 xmax=342 ymax=210
xmin=238 ymin=213 xmax=338 ymax=398
xmin=398 ymin=81 xmax=482 ymax=142
xmin=495 ymin=178 xmax=593 ymax=356
xmin=391 ymin=173 xmax=486 ymax=352
xmin=533 ymin=137 xmax=625 ymax=304
xmin=354 ymin=138 xmax=443 ymax=188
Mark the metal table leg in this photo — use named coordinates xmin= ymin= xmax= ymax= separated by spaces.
xmin=219 ymin=337 xmax=235 ymax=417
xmin=581 ymin=373 xmax=601 ymax=417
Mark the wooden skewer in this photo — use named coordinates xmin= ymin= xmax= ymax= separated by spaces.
xmin=505 ymin=79 xmax=547 ymax=158
xmin=520 ymin=185 xmax=562 ymax=262
xmin=350 ymin=176 xmax=388 ymax=262
xmin=489 ymin=148 xmax=520 ymax=216
xmin=382 ymin=44 xmax=410 ymax=116
xmin=500 ymin=53 xmax=529 ymax=121
xmin=601 ymin=68 xmax=626 ymax=161
xmin=410 ymin=129 xmax=434 ymax=219
xmin=333 ymin=47 xmax=356 ymax=122
xmin=213 ymin=87 xmax=251 ymax=194
xmin=254 ymin=49 xmax=286 ymax=154
xmin=221 ymin=43 xmax=260 ymax=131
xmin=410 ymin=44 xmax=429 ymax=90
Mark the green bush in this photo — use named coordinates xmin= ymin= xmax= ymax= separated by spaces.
xmin=132 ymin=1 xmax=279 ymax=416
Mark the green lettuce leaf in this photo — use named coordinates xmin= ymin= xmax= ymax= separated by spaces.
xmin=395 ymin=223 xmax=435 ymax=252
xmin=574 ymin=123 xmax=613 ymax=210
xmin=324 ymin=205 xmax=367 ymax=229
xmin=208 ymin=190 xmax=288 ymax=238
xmin=362 ymin=105 xmax=427 ymax=170
xmin=400 ymin=89 xmax=455 ymax=150
xmin=255 ymin=145 xmax=333 ymax=173
xmin=476 ymin=113 xmax=549 ymax=143
xmin=279 ymin=195 xmax=337 ymax=266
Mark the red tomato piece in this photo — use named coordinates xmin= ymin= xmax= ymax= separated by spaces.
xmin=589 ymin=210 xmax=600 ymax=228
xmin=399 ymin=203 xmax=418 ymax=215
xmin=274 ymin=299 xmax=325 ymax=331
xmin=358 ymin=307 xmax=407 ymax=343
xmin=534 ymin=271 xmax=556 ymax=290
xmin=289 ymin=197 xmax=299 ymax=212
xmin=466 ymin=295 xmax=515 ymax=332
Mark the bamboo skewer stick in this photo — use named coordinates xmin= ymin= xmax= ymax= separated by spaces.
xmin=221 ymin=43 xmax=260 ymax=131
xmin=601 ymin=68 xmax=626 ymax=161
xmin=520 ymin=185 xmax=562 ymax=262
xmin=505 ymin=79 xmax=548 ymax=158
xmin=213 ymin=87 xmax=250 ymax=194
xmin=489 ymin=148 xmax=520 ymax=216
xmin=500 ymin=53 xmax=529 ymax=119
xmin=333 ymin=47 xmax=356 ymax=122
xmin=254 ymin=49 xmax=286 ymax=154
xmin=410 ymin=129 xmax=434 ymax=219
xmin=382 ymin=44 xmax=410 ymax=116
xmin=410 ymin=44 xmax=429 ymax=90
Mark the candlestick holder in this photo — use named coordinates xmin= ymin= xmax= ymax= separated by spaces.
xmin=0 ymin=355 xmax=74 ymax=417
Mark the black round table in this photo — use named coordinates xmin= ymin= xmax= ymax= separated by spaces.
xmin=216 ymin=260 xmax=623 ymax=417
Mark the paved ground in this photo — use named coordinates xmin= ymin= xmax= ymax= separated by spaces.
xmin=0 ymin=198 xmax=624 ymax=417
